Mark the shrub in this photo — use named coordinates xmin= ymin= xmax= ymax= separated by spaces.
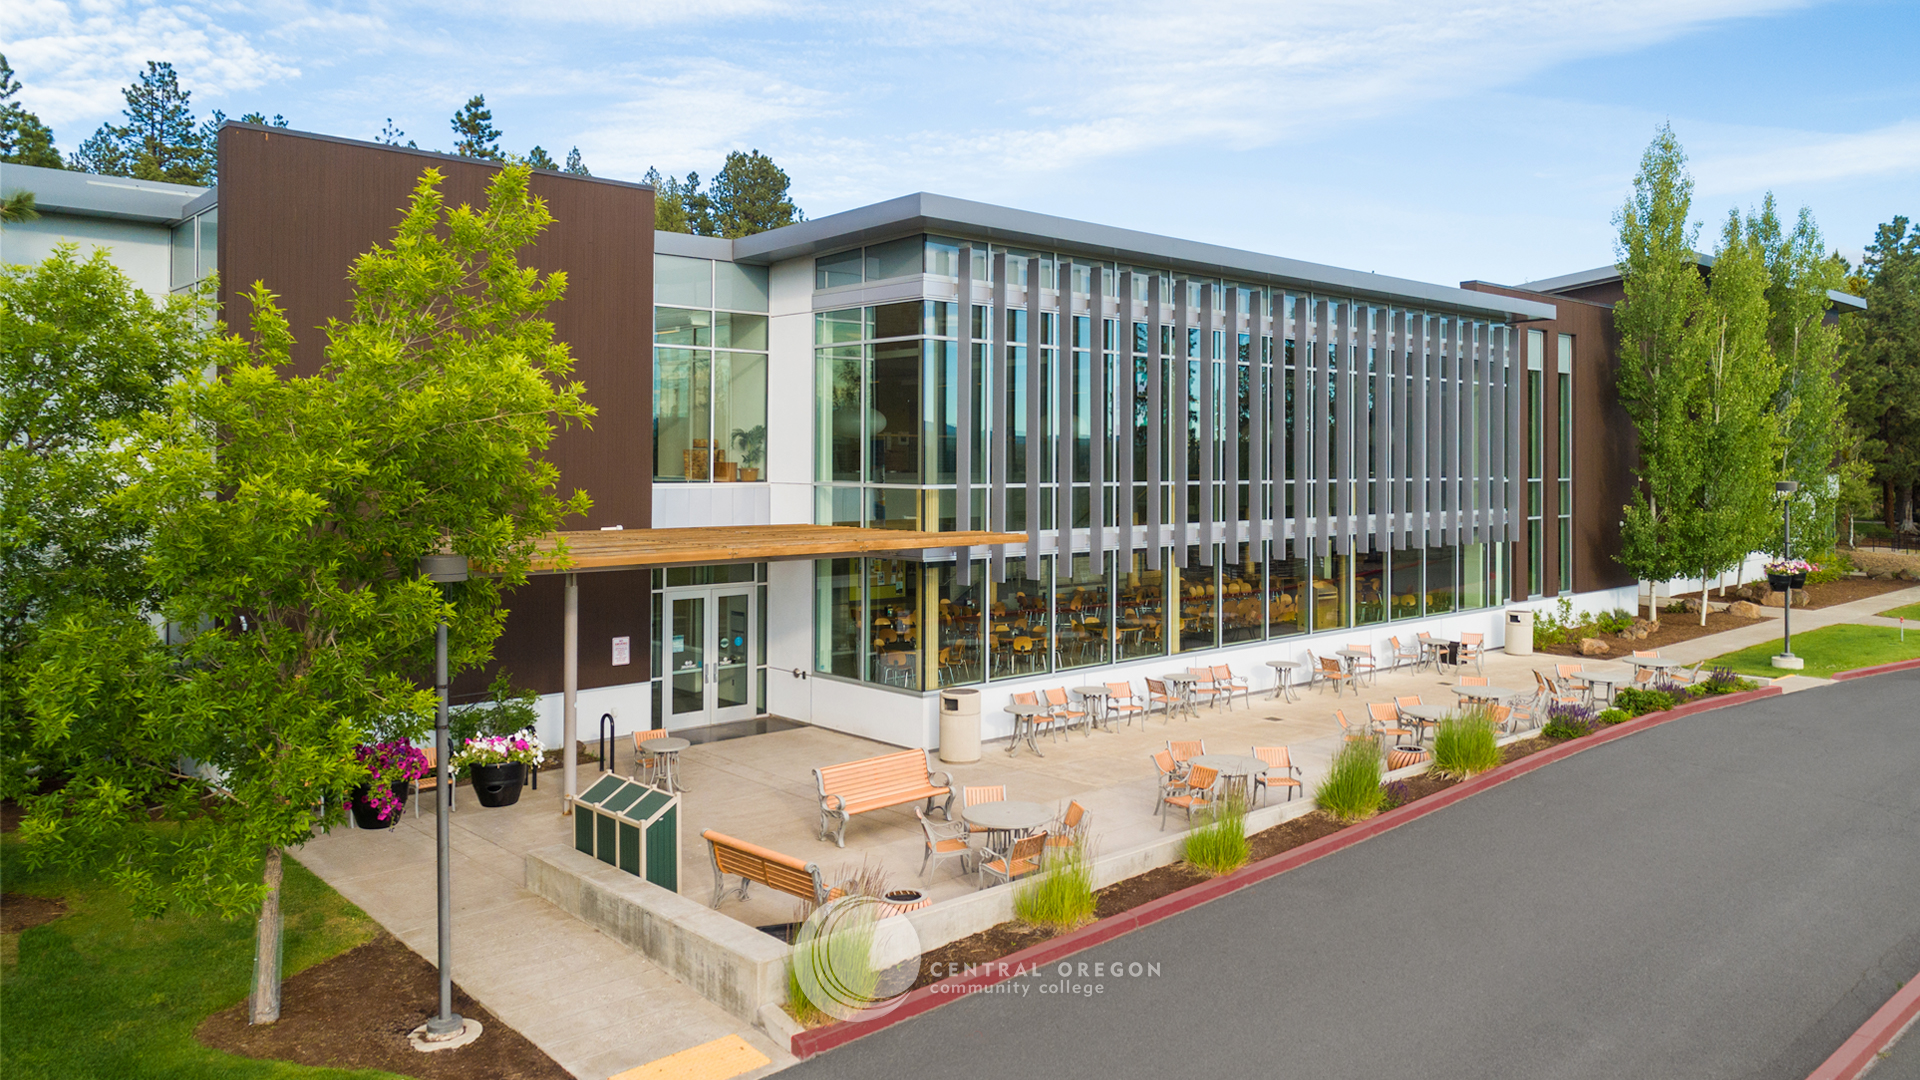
xmin=1662 ymin=601 xmax=1690 ymax=614
xmin=451 ymin=670 xmax=540 ymax=746
xmin=1596 ymin=708 xmax=1629 ymax=726
xmin=1613 ymin=687 xmax=1676 ymax=717
xmin=1182 ymin=796 xmax=1250 ymax=875
xmin=1805 ymin=550 xmax=1852 ymax=585
xmin=1431 ymin=711 xmax=1501 ymax=778
xmin=1541 ymin=701 xmax=1598 ymax=740
xmin=1684 ymin=667 xmax=1756 ymax=698
xmin=1015 ymin=834 xmax=1098 ymax=928
xmin=1380 ymin=780 xmax=1414 ymax=811
xmin=1316 ymin=741 xmax=1385 ymax=822
xmin=1594 ymin=608 xmax=1636 ymax=635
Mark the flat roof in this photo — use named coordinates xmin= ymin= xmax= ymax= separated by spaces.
xmin=729 ymin=192 xmax=1558 ymax=322
xmin=1 ymin=162 xmax=207 ymax=224
xmin=527 ymin=525 xmax=1026 ymax=573
xmin=1521 ymin=257 xmax=1866 ymax=312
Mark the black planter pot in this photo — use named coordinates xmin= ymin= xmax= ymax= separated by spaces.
xmin=470 ymin=762 xmax=526 ymax=808
xmin=1768 ymin=571 xmax=1807 ymax=591
xmin=349 ymin=780 xmax=410 ymax=829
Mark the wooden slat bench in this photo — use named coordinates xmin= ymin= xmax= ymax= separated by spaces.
xmin=812 ymin=748 xmax=954 ymax=848
xmin=702 ymin=829 xmax=845 ymax=909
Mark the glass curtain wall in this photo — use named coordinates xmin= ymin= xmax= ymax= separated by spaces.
xmin=1557 ymin=333 xmax=1574 ymax=594
xmin=1526 ymin=329 xmax=1545 ymax=597
xmin=655 ymin=254 xmax=769 ymax=482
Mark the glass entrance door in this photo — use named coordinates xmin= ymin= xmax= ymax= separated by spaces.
xmin=662 ymin=586 xmax=758 ymax=731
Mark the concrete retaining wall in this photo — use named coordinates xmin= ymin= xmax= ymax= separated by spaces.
xmin=525 ymin=845 xmax=789 ymax=1022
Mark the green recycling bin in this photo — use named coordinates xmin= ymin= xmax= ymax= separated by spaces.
xmin=572 ymin=774 xmax=679 ymax=891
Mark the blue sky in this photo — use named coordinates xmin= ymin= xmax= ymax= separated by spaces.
xmin=9 ymin=0 xmax=1916 ymax=287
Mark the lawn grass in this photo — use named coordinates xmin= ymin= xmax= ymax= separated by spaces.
xmin=0 ymin=834 xmax=398 ymax=1080
xmin=1877 ymin=601 xmax=1920 ymax=621
xmin=1707 ymin=623 xmax=1920 ymax=680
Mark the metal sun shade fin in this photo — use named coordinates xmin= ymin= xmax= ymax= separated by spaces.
xmin=1199 ymin=283 xmax=1215 ymax=563
xmin=1224 ymin=286 xmax=1241 ymax=553
xmin=1147 ymin=275 xmax=1163 ymax=570
xmin=1025 ymin=256 xmax=1042 ymax=567
xmin=956 ymin=245 xmax=974 ymax=584
xmin=1505 ymin=323 xmax=1522 ymax=543
xmin=1377 ymin=308 xmax=1395 ymax=556
xmin=1248 ymin=288 xmax=1265 ymax=549
xmin=1313 ymin=299 xmax=1330 ymax=553
xmin=1056 ymin=258 xmax=1073 ymax=567
xmin=1172 ymin=279 xmax=1190 ymax=568
xmin=1293 ymin=295 xmax=1311 ymax=561
xmin=1334 ymin=301 xmax=1352 ymax=555
xmin=1118 ymin=271 xmax=1135 ymax=574
xmin=991 ymin=252 xmax=1009 ymax=583
xmin=1422 ymin=312 xmax=1439 ymax=550
xmin=1479 ymin=321 xmax=1494 ymax=546
xmin=1488 ymin=322 xmax=1503 ymax=551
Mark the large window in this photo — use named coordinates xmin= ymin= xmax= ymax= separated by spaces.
xmin=1525 ymin=329 xmax=1545 ymax=597
xmin=655 ymin=255 xmax=769 ymax=483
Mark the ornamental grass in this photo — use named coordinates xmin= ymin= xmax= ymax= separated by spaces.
xmin=1431 ymin=709 xmax=1501 ymax=778
xmin=1315 ymin=740 xmax=1385 ymax=822
xmin=1181 ymin=796 xmax=1249 ymax=876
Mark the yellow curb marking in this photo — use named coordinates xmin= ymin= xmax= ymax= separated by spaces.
xmin=608 ymin=1034 xmax=771 ymax=1080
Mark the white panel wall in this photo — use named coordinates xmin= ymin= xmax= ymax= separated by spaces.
xmin=765 ymin=560 xmax=815 ymax=721
xmin=651 ymin=484 xmax=772 ymax=528
xmin=765 ymin=257 xmax=815 ymax=526
xmin=511 ymin=681 xmax=652 ymax=752
xmin=2 ymin=213 xmax=173 ymax=297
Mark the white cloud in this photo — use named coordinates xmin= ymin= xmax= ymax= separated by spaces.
xmin=572 ymin=59 xmax=839 ymax=178
xmin=6 ymin=0 xmax=298 ymax=127
xmin=1695 ymin=119 xmax=1920 ymax=192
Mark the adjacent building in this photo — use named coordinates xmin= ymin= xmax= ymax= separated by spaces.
xmin=5 ymin=123 xmax=1656 ymax=753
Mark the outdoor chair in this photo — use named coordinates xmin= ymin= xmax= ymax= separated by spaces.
xmin=412 ymin=745 xmax=454 ymax=816
xmin=1554 ymin=664 xmax=1594 ymax=707
xmin=1043 ymin=687 xmax=1088 ymax=740
xmin=1144 ymin=677 xmax=1181 ymax=722
xmin=1046 ymin=801 xmax=1089 ymax=853
xmin=632 ymin=729 xmax=670 ymax=787
xmin=1458 ymin=675 xmax=1489 ymax=686
xmin=1310 ymin=653 xmax=1356 ymax=697
xmin=1252 ymin=746 xmax=1302 ymax=805
xmin=1458 ymin=632 xmax=1487 ymax=674
xmin=1386 ymin=635 xmax=1423 ymax=671
xmin=1368 ymin=702 xmax=1414 ymax=746
xmin=1345 ymin=644 xmax=1380 ymax=687
xmin=914 ymin=805 xmax=973 ymax=883
xmin=1187 ymin=667 xmax=1226 ymax=711
xmin=1105 ymin=681 xmax=1145 ymax=728
xmin=1335 ymin=708 xmax=1371 ymax=743
xmin=963 ymin=785 xmax=1006 ymax=836
xmin=977 ymin=831 xmax=1048 ymax=888
xmin=1149 ymin=750 xmax=1186 ymax=811
xmin=1168 ymin=739 xmax=1205 ymax=765
xmin=1487 ymin=704 xmax=1514 ymax=736
xmin=1211 ymin=663 xmax=1250 ymax=707
xmin=1396 ymin=695 xmax=1436 ymax=743
xmin=1160 ymin=765 xmax=1219 ymax=830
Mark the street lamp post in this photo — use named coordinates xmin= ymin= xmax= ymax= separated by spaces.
xmin=415 ymin=553 xmax=473 ymax=1047
xmin=1772 ymin=481 xmax=1803 ymax=670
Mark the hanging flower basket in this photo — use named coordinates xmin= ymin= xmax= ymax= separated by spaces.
xmin=349 ymin=780 xmax=412 ymax=829
xmin=468 ymin=762 xmax=527 ymax=807
xmin=449 ymin=732 xmax=544 ymax=809
xmin=350 ymin=741 xmax=429 ymax=827
xmin=1764 ymin=559 xmax=1817 ymax=592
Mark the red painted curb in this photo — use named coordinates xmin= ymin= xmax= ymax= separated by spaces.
xmin=790 ymin=684 xmax=1784 ymax=1060
xmin=1831 ymin=656 xmax=1920 ymax=681
xmin=1805 ymin=967 xmax=1920 ymax=1080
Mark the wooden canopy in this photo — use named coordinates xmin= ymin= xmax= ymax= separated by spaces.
xmin=528 ymin=525 xmax=1024 ymax=573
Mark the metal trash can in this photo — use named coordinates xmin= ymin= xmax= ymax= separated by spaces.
xmin=938 ymin=688 xmax=981 ymax=764
xmin=1506 ymin=609 xmax=1535 ymax=656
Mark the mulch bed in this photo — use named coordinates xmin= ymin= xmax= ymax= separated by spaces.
xmin=197 ymin=934 xmax=568 ymax=1080
xmin=904 ymin=737 xmax=1554 ymax=993
xmin=1536 ymin=609 xmax=1766 ymax=657
xmin=1 ymin=893 xmax=68 ymax=934
xmin=1 ymin=799 xmax=21 ymax=834
xmin=1670 ymin=576 xmax=1915 ymax=610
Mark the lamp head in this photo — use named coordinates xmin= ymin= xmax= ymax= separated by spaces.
xmin=1775 ymin=480 xmax=1800 ymax=495
xmin=419 ymin=553 xmax=469 ymax=583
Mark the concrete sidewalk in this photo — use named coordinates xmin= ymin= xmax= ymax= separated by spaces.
xmin=1655 ymin=583 xmax=1920 ymax=668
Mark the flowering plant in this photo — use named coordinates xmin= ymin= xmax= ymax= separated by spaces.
xmin=354 ymin=741 xmax=429 ymax=821
xmin=449 ymin=731 xmax=544 ymax=772
xmin=1764 ymin=559 xmax=1820 ymax=575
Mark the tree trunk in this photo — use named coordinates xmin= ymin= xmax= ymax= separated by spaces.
xmin=1886 ymin=480 xmax=1897 ymax=529
xmin=1902 ymin=483 xmax=1916 ymax=531
xmin=249 ymin=846 xmax=284 ymax=1024
xmin=1700 ymin=574 xmax=1709 ymax=626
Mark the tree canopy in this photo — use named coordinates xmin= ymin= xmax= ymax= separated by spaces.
xmin=15 ymin=164 xmax=593 ymax=1019
xmin=1845 ymin=217 xmax=1920 ymax=528
xmin=647 ymin=150 xmax=803 ymax=237
xmin=450 ymin=94 xmax=503 ymax=161
xmin=69 ymin=62 xmax=214 ymax=184
xmin=0 ymin=54 xmax=63 ymax=168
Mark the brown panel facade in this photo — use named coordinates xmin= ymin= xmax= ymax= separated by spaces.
xmin=1463 ymin=282 xmax=1635 ymax=597
xmin=216 ymin=124 xmax=656 ymax=700
xmin=215 ymin=123 xmax=653 ymax=531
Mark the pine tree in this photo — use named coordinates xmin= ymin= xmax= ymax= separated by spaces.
xmin=68 ymin=62 xmax=212 ymax=184
xmin=0 ymin=55 xmax=63 ymax=168
xmin=1613 ymin=125 xmax=1709 ymax=619
xmin=563 ymin=146 xmax=589 ymax=175
xmin=378 ymin=118 xmax=415 ymax=148
xmin=645 ymin=167 xmax=691 ymax=234
xmin=1845 ymin=217 xmax=1920 ymax=529
xmin=524 ymin=145 xmax=559 ymax=171
xmin=450 ymin=94 xmax=502 ymax=161
xmin=708 ymin=149 xmax=802 ymax=237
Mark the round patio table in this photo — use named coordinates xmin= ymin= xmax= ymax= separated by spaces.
xmin=1005 ymin=703 xmax=1051 ymax=757
xmin=1264 ymin=660 xmax=1302 ymax=702
xmin=1567 ymin=665 xmax=1635 ymax=706
xmin=1397 ymin=703 xmax=1452 ymax=743
xmin=1190 ymin=753 xmax=1267 ymax=804
xmin=1072 ymin=686 xmax=1114 ymax=732
xmin=1335 ymin=648 xmax=1376 ymax=687
xmin=1450 ymin=684 xmax=1521 ymax=704
xmin=1162 ymin=672 xmax=1200 ymax=719
xmin=1628 ymin=656 xmax=1684 ymax=670
xmin=962 ymin=799 xmax=1051 ymax=856
xmin=647 ymin=737 xmax=691 ymax=792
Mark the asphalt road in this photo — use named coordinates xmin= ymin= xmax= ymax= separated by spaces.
xmin=785 ymin=671 xmax=1920 ymax=1080
xmin=1875 ymin=1022 xmax=1920 ymax=1080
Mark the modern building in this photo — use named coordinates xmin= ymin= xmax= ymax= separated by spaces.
xmin=6 ymin=123 xmax=1657 ymax=756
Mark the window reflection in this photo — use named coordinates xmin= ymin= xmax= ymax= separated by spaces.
xmin=1115 ymin=552 xmax=1166 ymax=660
xmin=1266 ymin=549 xmax=1308 ymax=637
xmin=933 ymin=562 xmax=985 ymax=687
xmin=866 ymin=558 xmax=921 ymax=689
xmin=989 ymin=557 xmax=1051 ymax=677
xmin=1054 ymin=555 xmax=1112 ymax=670
xmin=1175 ymin=547 xmax=1216 ymax=653
xmin=1220 ymin=543 xmax=1263 ymax=645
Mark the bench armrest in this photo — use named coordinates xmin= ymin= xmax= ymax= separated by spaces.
xmin=928 ymin=769 xmax=952 ymax=790
xmin=821 ymin=792 xmax=847 ymax=813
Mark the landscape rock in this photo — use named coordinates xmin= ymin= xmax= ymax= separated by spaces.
xmin=1680 ymin=597 xmax=1703 ymax=614
xmin=1728 ymin=600 xmax=1765 ymax=618
xmin=1578 ymin=637 xmax=1611 ymax=657
xmin=1760 ymin=589 xmax=1810 ymax=608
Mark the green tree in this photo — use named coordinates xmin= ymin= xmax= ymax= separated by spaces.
xmin=68 ymin=62 xmax=214 ymax=184
xmin=1 ymin=246 xmax=211 ymax=799
xmin=378 ymin=117 xmax=416 ymax=148
xmin=645 ymin=167 xmax=691 ymax=233
xmin=1844 ymin=217 xmax=1920 ymax=530
xmin=1613 ymin=125 xmax=1710 ymax=619
xmin=707 ymin=149 xmax=802 ymax=237
xmin=18 ymin=165 xmax=593 ymax=1023
xmin=524 ymin=145 xmax=559 ymax=171
xmin=1 ymin=54 xmax=63 ymax=168
xmin=563 ymin=146 xmax=589 ymax=175
xmin=1 ymin=191 xmax=38 ymax=222
xmin=450 ymin=94 xmax=503 ymax=160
